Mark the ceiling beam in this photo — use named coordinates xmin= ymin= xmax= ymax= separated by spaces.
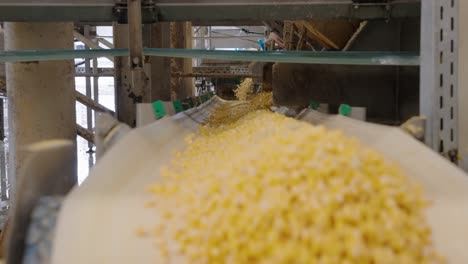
xmin=0 ymin=0 xmax=420 ymax=22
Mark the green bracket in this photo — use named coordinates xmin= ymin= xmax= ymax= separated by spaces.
xmin=309 ymin=101 xmax=320 ymax=110
xmin=339 ymin=104 xmax=352 ymax=117
xmin=173 ymin=100 xmax=184 ymax=113
xmin=152 ymin=100 xmax=166 ymax=119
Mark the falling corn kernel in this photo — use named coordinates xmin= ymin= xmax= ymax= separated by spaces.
xmin=234 ymin=78 xmax=254 ymax=101
xmin=146 ymin=109 xmax=444 ymax=264
xmin=206 ymin=92 xmax=273 ymax=126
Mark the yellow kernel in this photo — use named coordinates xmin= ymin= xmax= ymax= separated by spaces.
xmin=142 ymin=108 xmax=443 ymax=264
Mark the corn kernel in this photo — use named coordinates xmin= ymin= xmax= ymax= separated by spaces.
xmin=145 ymin=109 xmax=444 ymax=264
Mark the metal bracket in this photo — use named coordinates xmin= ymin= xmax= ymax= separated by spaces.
xmin=351 ymin=0 xmax=393 ymax=20
xmin=114 ymin=0 xmax=157 ymax=24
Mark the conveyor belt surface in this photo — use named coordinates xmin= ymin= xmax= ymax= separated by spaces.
xmin=52 ymin=97 xmax=468 ymax=264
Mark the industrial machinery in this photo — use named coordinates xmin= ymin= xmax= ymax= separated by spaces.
xmin=0 ymin=0 xmax=468 ymax=263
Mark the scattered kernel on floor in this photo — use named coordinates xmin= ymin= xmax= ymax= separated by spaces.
xmin=146 ymin=110 xmax=444 ymax=264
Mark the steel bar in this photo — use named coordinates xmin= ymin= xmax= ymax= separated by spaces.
xmin=0 ymin=48 xmax=420 ymax=66
xmin=173 ymin=73 xmax=261 ymax=78
xmin=84 ymin=26 xmax=93 ymax=151
xmin=73 ymin=30 xmax=114 ymax=62
xmin=144 ymin=49 xmax=420 ymax=66
xmin=75 ymin=67 xmax=114 ymax=77
xmin=342 ymin=21 xmax=369 ymax=51
xmin=77 ymin=124 xmax=95 ymax=144
xmin=0 ymin=78 xmax=113 ymax=115
xmin=0 ymin=0 xmax=420 ymax=22
xmin=76 ymin=91 xmax=114 ymax=115
xmin=97 ymin=38 xmax=114 ymax=49
xmin=0 ymin=49 xmax=128 ymax=63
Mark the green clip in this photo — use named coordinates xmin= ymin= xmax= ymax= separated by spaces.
xmin=339 ymin=104 xmax=352 ymax=117
xmin=309 ymin=101 xmax=319 ymax=110
xmin=173 ymin=100 xmax=184 ymax=113
xmin=152 ymin=100 xmax=166 ymax=119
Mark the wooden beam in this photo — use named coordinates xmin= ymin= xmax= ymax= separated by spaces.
xmin=73 ymin=30 xmax=114 ymax=62
xmin=173 ymin=73 xmax=261 ymax=78
xmin=97 ymin=37 xmax=114 ymax=49
xmin=77 ymin=124 xmax=95 ymax=144
xmin=294 ymin=21 xmax=340 ymax=50
xmin=296 ymin=25 xmax=307 ymax=51
xmin=75 ymin=91 xmax=114 ymax=115
xmin=342 ymin=21 xmax=368 ymax=51
xmin=283 ymin=21 xmax=295 ymax=50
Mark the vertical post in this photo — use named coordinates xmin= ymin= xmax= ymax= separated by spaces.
xmin=92 ymin=28 xmax=100 ymax=131
xmin=459 ymin=1 xmax=468 ymax=170
xmin=150 ymin=23 xmax=172 ymax=101
xmin=171 ymin=22 xmax=194 ymax=100
xmin=184 ymin=22 xmax=194 ymax=98
xmin=113 ymin=23 xmax=132 ymax=125
xmin=128 ymin=0 xmax=149 ymax=104
xmin=420 ymin=0 xmax=459 ymax=162
xmin=420 ymin=0 xmax=437 ymax=149
xmin=128 ymin=0 xmax=143 ymax=71
xmin=0 ymin=29 xmax=6 ymax=204
xmin=0 ymin=98 xmax=6 ymax=202
xmin=0 ymin=98 xmax=4 ymax=141
xmin=113 ymin=1 xmax=150 ymax=127
xmin=208 ymin=26 xmax=212 ymax=50
xmin=4 ymin=22 xmax=77 ymax=196
xmin=84 ymin=26 xmax=93 ymax=152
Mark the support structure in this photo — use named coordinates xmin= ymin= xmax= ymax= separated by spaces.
xmin=459 ymin=2 xmax=468 ymax=170
xmin=4 ymin=22 xmax=77 ymax=196
xmin=84 ymin=26 xmax=94 ymax=151
xmin=113 ymin=23 xmax=150 ymax=127
xmin=420 ymin=0 xmax=459 ymax=161
xmin=150 ymin=22 xmax=172 ymax=101
xmin=170 ymin=22 xmax=194 ymax=99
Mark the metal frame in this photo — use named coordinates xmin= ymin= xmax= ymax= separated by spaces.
xmin=421 ymin=0 xmax=459 ymax=162
xmin=0 ymin=0 xmax=464 ymax=168
xmin=0 ymin=0 xmax=420 ymax=22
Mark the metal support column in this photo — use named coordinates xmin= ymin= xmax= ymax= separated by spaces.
xmin=4 ymin=22 xmax=77 ymax=196
xmin=84 ymin=26 xmax=94 ymax=153
xmin=171 ymin=22 xmax=194 ymax=99
xmin=459 ymin=1 xmax=468 ymax=170
xmin=92 ymin=30 xmax=100 ymax=136
xmin=420 ymin=0 xmax=459 ymax=163
xmin=113 ymin=0 xmax=150 ymax=126
xmin=128 ymin=0 xmax=144 ymax=95
xmin=150 ymin=22 xmax=172 ymax=101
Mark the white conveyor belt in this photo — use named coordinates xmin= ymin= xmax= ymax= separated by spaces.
xmin=52 ymin=97 xmax=468 ymax=264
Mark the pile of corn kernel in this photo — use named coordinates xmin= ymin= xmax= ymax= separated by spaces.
xmin=147 ymin=110 xmax=444 ymax=263
xmin=205 ymin=92 xmax=273 ymax=126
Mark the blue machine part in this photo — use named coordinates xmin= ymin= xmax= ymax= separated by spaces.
xmin=258 ymin=39 xmax=266 ymax=51
xmin=23 ymin=197 xmax=63 ymax=264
